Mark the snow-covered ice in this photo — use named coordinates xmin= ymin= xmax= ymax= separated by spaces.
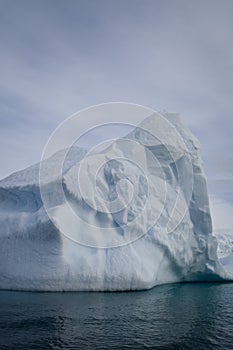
xmin=0 ymin=112 xmax=231 ymax=291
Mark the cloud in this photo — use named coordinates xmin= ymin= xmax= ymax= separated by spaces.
xmin=0 ymin=0 xmax=232 ymax=182
xmin=210 ymin=195 xmax=233 ymax=230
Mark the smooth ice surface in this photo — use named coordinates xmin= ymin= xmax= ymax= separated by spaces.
xmin=0 ymin=113 xmax=231 ymax=291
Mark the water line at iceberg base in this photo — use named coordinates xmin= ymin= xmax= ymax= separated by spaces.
xmin=0 ymin=103 xmax=232 ymax=291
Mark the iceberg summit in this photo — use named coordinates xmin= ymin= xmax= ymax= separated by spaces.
xmin=0 ymin=105 xmax=231 ymax=291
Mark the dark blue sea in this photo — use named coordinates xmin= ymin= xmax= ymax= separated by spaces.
xmin=0 ymin=283 xmax=233 ymax=350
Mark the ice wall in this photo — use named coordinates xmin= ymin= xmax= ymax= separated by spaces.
xmin=0 ymin=113 xmax=230 ymax=291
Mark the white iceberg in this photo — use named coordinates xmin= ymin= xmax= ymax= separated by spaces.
xmin=0 ymin=112 xmax=231 ymax=291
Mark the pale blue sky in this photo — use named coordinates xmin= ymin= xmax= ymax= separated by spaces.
xmin=0 ymin=0 xmax=232 ymax=182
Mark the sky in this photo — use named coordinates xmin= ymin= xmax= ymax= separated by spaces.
xmin=0 ymin=0 xmax=232 ymax=186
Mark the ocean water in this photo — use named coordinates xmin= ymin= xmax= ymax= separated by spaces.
xmin=0 ymin=283 xmax=233 ymax=350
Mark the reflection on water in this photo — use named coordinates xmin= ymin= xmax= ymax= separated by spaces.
xmin=0 ymin=283 xmax=233 ymax=349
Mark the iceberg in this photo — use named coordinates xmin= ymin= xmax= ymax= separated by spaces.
xmin=0 ymin=111 xmax=231 ymax=291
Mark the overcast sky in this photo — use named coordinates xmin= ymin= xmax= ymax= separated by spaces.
xmin=0 ymin=0 xmax=232 ymax=183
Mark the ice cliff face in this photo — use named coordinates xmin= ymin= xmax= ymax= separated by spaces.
xmin=0 ymin=113 xmax=230 ymax=291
